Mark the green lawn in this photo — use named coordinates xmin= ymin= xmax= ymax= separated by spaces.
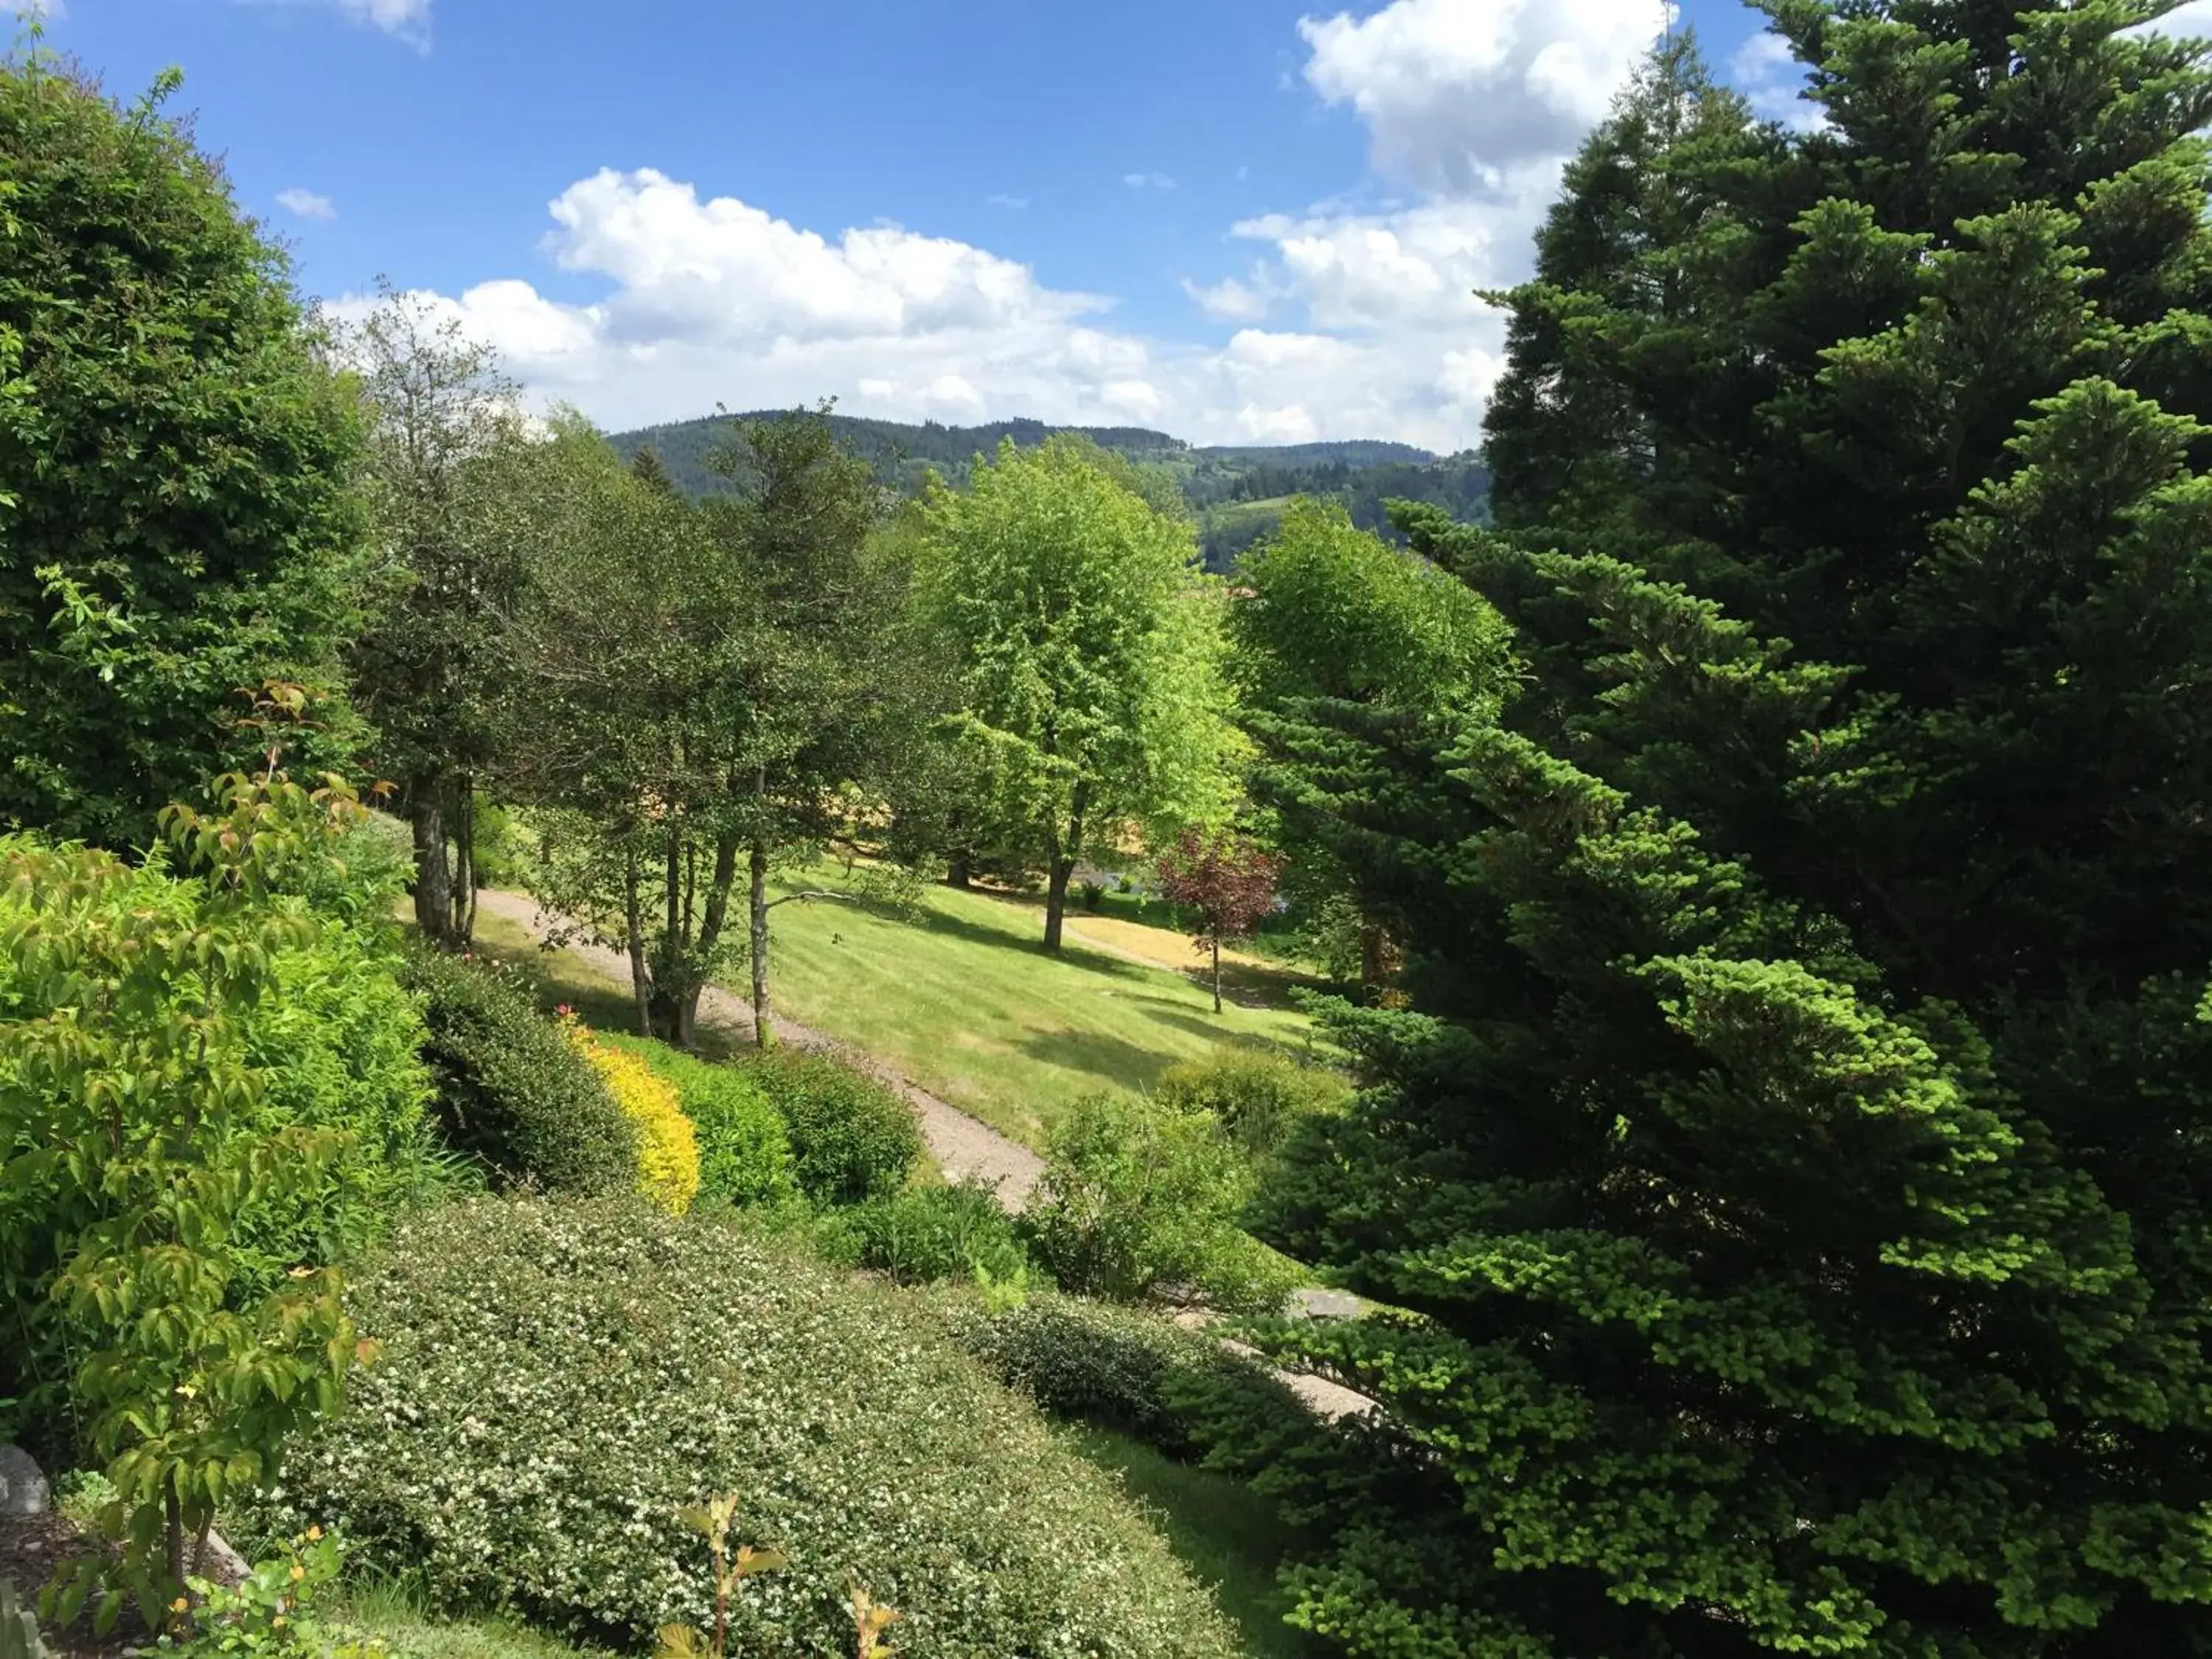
xmin=748 ymin=863 xmax=1326 ymax=1147
xmin=341 ymin=1585 xmax=609 ymax=1659
xmin=1061 ymin=1424 xmax=1322 ymax=1659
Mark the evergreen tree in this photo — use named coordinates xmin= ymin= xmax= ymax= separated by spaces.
xmin=1253 ymin=10 xmax=2212 ymax=1655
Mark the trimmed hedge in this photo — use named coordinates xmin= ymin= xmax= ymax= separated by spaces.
xmin=737 ymin=1048 xmax=921 ymax=1205
xmin=398 ymin=948 xmax=636 ymax=1194
xmin=247 ymin=1198 xmax=1245 ymax=1658
xmin=600 ymin=1035 xmax=797 ymax=1210
xmin=565 ymin=1021 xmax=700 ymax=1214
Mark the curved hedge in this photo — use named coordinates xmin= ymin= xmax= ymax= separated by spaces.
xmin=601 ymin=1035 xmax=796 ymax=1210
xmin=564 ymin=1020 xmax=700 ymax=1214
xmin=397 ymin=949 xmax=636 ymax=1194
xmin=248 ymin=1199 xmax=1242 ymax=1658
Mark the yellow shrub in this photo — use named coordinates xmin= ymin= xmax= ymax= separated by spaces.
xmin=563 ymin=1016 xmax=700 ymax=1214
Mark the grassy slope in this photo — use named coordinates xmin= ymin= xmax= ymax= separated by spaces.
xmin=749 ymin=863 xmax=1324 ymax=1147
xmin=1062 ymin=1425 xmax=1321 ymax=1659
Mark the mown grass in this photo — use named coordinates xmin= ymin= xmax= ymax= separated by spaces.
xmin=1061 ymin=1424 xmax=1322 ymax=1659
xmin=341 ymin=1584 xmax=610 ymax=1659
xmin=745 ymin=863 xmax=1328 ymax=1147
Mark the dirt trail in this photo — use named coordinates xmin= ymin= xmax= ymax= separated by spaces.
xmin=469 ymin=886 xmax=1374 ymax=1421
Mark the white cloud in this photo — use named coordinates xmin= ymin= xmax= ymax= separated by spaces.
xmin=986 ymin=193 xmax=1030 ymax=210
xmin=1300 ymin=0 xmax=1670 ymax=194
xmin=335 ymin=0 xmax=429 ymax=42
xmin=1728 ymin=30 xmax=1823 ymax=131
xmin=360 ymin=0 xmax=1674 ymax=451
xmin=1183 ymin=272 xmax=1278 ymax=322
xmin=6 ymin=0 xmax=63 ymax=21
xmin=276 ymin=187 xmax=337 ymax=221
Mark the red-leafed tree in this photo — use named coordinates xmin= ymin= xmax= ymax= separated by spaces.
xmin=1154 ymin=827 xmax=1279 ymax=1014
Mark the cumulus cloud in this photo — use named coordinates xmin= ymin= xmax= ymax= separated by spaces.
xmin=362 ymin=0 xmax=1672 ymax=448
xmin=1300 ymin=0 xmax=1671 ymax=195
xmin=276 ymin=187 xmax=337 ymax=221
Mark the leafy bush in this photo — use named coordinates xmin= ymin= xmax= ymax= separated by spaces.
xmin=737 ymin=1049 xmax=920 ymax=1206
xmin=848 ymin=1180 xmax=1031 ymax=1285
xmin=1020 ymin=1092 xmax=1303 ymax=1312
xmin=563 ymin=1019 xmax=699 ymax=1215
xmin=1153 ymin=1048 xmax=1350 ymax=1160
xmin=600 ymin=1036 xmax=796 ymax=1211
xmin=397 ymin=949 xmax=636 ymax=1196
xmin=950 ymin=1293 xmax=1308 ymax=1463
xmin=244 ymin=1198 xmax=1244 ymax=1658
xmin=0 ymin=808 xmax=444 ymax=1454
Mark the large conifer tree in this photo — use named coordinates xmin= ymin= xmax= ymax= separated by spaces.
xmin=1254 ymin=7 xmax=2212 ymax=1654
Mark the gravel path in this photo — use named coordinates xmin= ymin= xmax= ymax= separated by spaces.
xmin=473 ymin=887 xmax=1046 ymax=1206
xmin=470 ymin=886 xmax=1374 ymax=1419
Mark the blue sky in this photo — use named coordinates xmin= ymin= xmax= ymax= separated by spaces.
xmin=24 ymin=0 xmax=1811 ymax=448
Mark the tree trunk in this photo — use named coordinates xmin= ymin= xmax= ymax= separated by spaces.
xmin=1212 ymin=935 xmax=1222 ymax=1015
xmin=945 ymin=809 xmax=972 ymax=888
xmin=749 ymin=840 xmax=773 ymax=1048
xmin=449 ymin=777 xmax=477 ymax=947
xmin=1360 ymin=917 xmax=1388 ymax=1003
xmin=1041 ymin=779 xmax=1091 ymax=952
xmin=164 ymin=1489 xmax=187 ymax=1615
xmin=409 ymin=777 xmax=452 ymax=947
xmin=680 ymin=834 xmax=740 ymax=1051
xmin=624 ymin=844 xmax=653 ymax=1038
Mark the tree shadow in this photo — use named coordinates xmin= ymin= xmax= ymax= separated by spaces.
xmin=827 ymin=886 xmax=1165 ymax=984
xmin=1013 ymin=1026 xmax=1184 ymax=1093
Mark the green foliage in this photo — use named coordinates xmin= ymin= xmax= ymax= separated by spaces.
xmin=0 ymin=57 xmax=366 ymax=846
xmin=597 ymin=1036 xmax=797 ymax=1210
xmin=846 ymin=1179 xmax=1030 ymax=1285
xmin=909 ymin=435 xmax=1244 ymax=946
xmin=397 ymin=948 xmax=636 ymax=1197
xmin=951 ymin=1292 xmax=1308 ymax=1465
xmin=1248 ymin=18 xmax=2212 ymax=1655
xmin=1 ymin=755 xmax=377 ymax=1632
xmin=1 ymin=1582 xmax=45 ymax=1659
xmin=162 ymin=1530 xmax=386 ymax=1659
xmin=737 ymin=1048 xmax=920 ymax=1206
xmin=1153 ymin=1049 xmax=1349 ymax=1161
xmin=1019 ymin=1092 xmax=1300 ymax=1312
xmin=246 ymin=1197 xmax=1248 ymax=1658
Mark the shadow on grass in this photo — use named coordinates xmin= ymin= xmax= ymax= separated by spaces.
xmin=802 ymin=880 xmax=1166 ymax=987
xmin=1013 ymin=1026 xmax=1188 ymax=1094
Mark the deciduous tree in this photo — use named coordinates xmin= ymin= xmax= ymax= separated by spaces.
xmin=911 ymin=437 xmax=1241 ymax=949
xmin=0 ymin=54 xmax=366 ymax=848
xmin=1153 ymin=826 xmax=1279 ymax=1014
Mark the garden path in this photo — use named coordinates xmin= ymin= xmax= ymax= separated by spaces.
xmin=470 ymin=886 xmax=1376 ymax=1422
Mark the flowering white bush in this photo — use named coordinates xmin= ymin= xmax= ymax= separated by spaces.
xmin=243 ymin=1197 xmax=1241 ymax=1658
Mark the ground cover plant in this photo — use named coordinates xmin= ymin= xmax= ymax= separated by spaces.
xmin=246 ymin=1197 xmax=1250 ymax=1658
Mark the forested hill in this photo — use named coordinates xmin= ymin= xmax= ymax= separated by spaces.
xmin=608 ymin=410 xmax=1488 ymax=569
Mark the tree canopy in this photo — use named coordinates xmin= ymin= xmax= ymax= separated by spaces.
xmin=910 ymin=436 xmax=1242 ymax=948
xmin=1250 ymin=11 xmax=2212 ymax=1655
xmin=0 ymin=55 xmax=366 ymax=847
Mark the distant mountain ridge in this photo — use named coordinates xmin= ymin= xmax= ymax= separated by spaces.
xmin=608 ymin=410 xmax=1485 ymax=571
